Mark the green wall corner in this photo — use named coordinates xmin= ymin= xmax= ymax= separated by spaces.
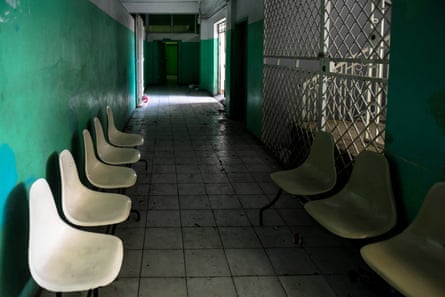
xmin=199 ymin=38 xmax=218 ymax=94
xmin=384 ymin=0 xmax=445 ymax=221
xmin=225 ymin=20 xmax=264 ymax=139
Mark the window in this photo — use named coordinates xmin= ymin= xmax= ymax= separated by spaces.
xmin=147 ymin=14 xmax=198 ymax=33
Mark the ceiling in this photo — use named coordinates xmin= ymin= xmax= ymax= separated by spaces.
xmin=120 ymin=0 xmax=227 ymax=18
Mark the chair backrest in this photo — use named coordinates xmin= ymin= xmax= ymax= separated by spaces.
xmin=93 ymin=117 xmax=110 ymax=157
xmin=28 ymin=179 xmax=66 ymax=280
xmin=82 ymin=129 xmax=102 ymax=180
xmin=408 ymin=182 xmax=445 ymax=243
xmin=106 ymin=106 xmax=118 ymax=136
xmin=59 ymin=149 xmax=85 ymax=218
xmin=304 ymin=131 xmax=337 ymax=186
xmin=343 ymin=150 xmax=396 ymax=223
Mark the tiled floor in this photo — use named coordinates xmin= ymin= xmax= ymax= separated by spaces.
xmin=39 ymin=86 xmax=394 ymax=297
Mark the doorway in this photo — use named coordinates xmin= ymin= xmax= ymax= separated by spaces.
xmin=230 ymin=21 xmax=247 ymax=121
xmin=135 ymin=15 xmax=145 ymax=104
xmin=164 ymin=41 xmax=178 ymax=84
xmin=216 ymin=20 xmax=226 ymax=96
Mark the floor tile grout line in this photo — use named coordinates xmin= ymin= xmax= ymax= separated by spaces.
xmin=133 ymin=115 xmax=156 ymax=297
xmin=172 ymin=103 xmax=190 ymax=297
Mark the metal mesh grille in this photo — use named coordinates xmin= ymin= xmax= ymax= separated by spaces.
xmin=262 ymin=0 xmax=391 ymax=171
xmin=263 ymin=65 xmax=320 ymax=166
xmin=322 ymin=74 xmax=387 ymax=166
xmin=264 ymin=0 xmax=322 ymax=57
xmin=326 ymin=0 xmax=391 ymax=60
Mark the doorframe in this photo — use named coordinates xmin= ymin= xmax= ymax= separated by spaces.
xmin=215 ymin=18 xmax=226 ymax=96
xmin=135 ymin=15 xmax=144 ymax=105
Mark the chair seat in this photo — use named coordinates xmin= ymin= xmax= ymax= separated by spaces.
xmin=32 ymin=225 xmax=123 ymax=292
xmin=94 ymin=117 xmax=141 ymax=165
xmin=109 ymin=130 xmax=143 ymax=147
xmin=87 ymin=163 xmax=137 ymax=189
xmin=107 ymin=105 xmax=144 ymax=147
xmin=66 ymin=188 xmax=132 ymax=226
xmin=305 ymin=192 xmax=395 ymax=239
xmin=360 ymin=182 xmax=445 ymax=297
xmin=29 ymin=179 xmax=123 ymax=293
xmin=361 ymin=232 xmax=445 ymax=297
xmin=271 ymin=164 xmax=335 ymax=196
xmin=60 ymin=149 xmax=132 ymax=227
xmin=83 ymin=129 xmax=137 ymax=189
xmin=304 ymin=150 xmax=396 ymax=239
xmin=99 ymin=146 xmax=140 ymax=165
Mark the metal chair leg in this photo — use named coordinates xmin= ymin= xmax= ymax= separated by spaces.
xmin=139 ymin=158 xmax=148 ymax=171
xmin=131 ymin=209 xmax=141 ymax=222
xmin=259 ymin=188 xmax=283 ymax=226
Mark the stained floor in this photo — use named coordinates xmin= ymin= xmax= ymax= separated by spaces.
xmin=40 ymin=86 xmax=393 ymax=297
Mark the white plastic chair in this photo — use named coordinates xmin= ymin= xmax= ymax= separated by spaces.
xmin=304 ymin=150 xmax=397 ymax=239
xmin=259 ymin=131 xmax=337 ymax=225
xmin=361 ymin=182 xmax=445 ymax=297
xmin=93 ymin=117 xmax=140 ymax=166
xmin=28 ymin=178 xmax=123 ymax=296
xmin=83 ymin=129 xmax=137 ymax=190
xmin=59 ymin=149 xmax=132 ymax=229
xmin=106 ymin=106 xmax=144 ymax=147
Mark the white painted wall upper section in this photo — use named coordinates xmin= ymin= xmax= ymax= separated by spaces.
xmin=90 ymin=0 xmax=134 ymax=31
xmin=201 ymin=6 xmax=227 ymax=40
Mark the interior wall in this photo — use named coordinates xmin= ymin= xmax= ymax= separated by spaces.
xmin=384 ymin=0 xmax=445 ymax=221
xmin=145 ymin=34 xmax=200 ymax=86
xmin=226 ymin=0 xmax=264 ymax=138
xmin=178 ymin=41 xmax=200 ymax=85
xmin=0 ymin=0 xmax=135 ymax=295
xmin=199 ymin=9 xmax=227 ymax=95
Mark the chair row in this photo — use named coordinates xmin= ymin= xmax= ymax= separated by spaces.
xmin=261 ymin=131 xmax=445 ymax=297
xmin=28 ymin=106 xmax=145 ymax=297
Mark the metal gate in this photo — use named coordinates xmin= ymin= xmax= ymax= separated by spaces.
xmin=262 ymin=0 xmax=391 ymax=171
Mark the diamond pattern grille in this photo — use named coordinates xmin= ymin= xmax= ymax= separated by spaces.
xmin=326 ymin=0 xmax=391 ymax=60
xmin=263 ymin=65 xmax=320 ymax=166
xmin=321 ymin=74 xmax=387 ymax=168
xmin=263 ymin=0 xmax=391 ymax=171
xmin=264 ymin=0 xmax=322 ymax=57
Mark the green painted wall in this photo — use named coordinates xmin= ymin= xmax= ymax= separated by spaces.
xmin=145 ymin=41 xmax=199 ymax=86
xmin=225 ymin=30 xmax=232 ymax=116
xmin=245 ymin=20 xmax=264 ymax=138
xmin=200 ymin=38 xmax=217 ymax=94
xmin=165 ymin=43 xmax=178 ymax=75
xmin=225 ymin=20 xmax=264 ymax=138
xmin=178 ymin=42 xmax=200 ymax=85
xmin=0 ymin=1 xmax=136 ymax=296
xmin=384 ymin=0 xmax=445 ymax=221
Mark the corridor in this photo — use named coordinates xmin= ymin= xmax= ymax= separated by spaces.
xmin=40 ymin=87 xmax=384 ymax=297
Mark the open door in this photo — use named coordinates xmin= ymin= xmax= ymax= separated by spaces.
xmin=135 ymin=15 xmax=144 ymax=104
xmin=217 ymin=20 xmax=226 ymax=96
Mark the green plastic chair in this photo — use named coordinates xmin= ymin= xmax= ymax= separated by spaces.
xmin=360 ymin=182 xmax=445 ymax=297
xmin=304 ymin=150 xmax=396 ymax=239
xmin=259 ymin=131 xmax=337 ymax=226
